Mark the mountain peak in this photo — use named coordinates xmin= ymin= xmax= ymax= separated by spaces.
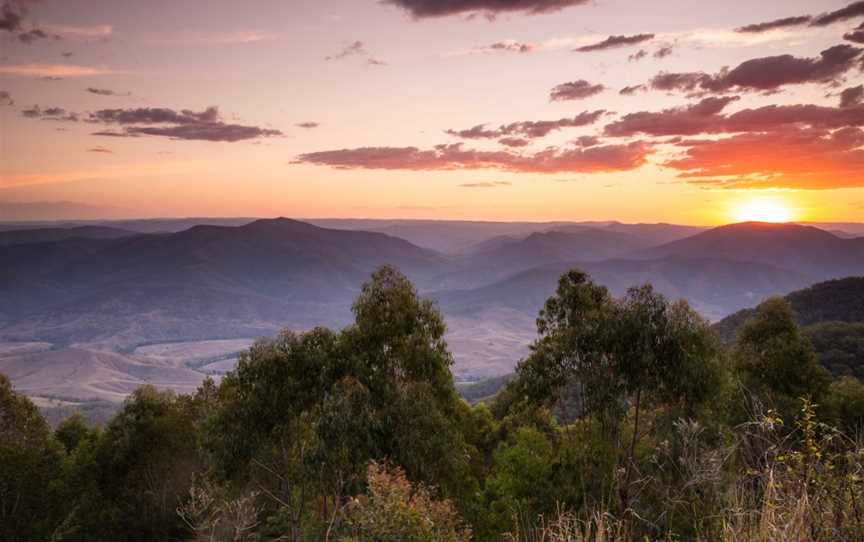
xmin=241 ymin=217 xmax=322 ymax=233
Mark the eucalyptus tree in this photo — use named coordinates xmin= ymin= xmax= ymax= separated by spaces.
xmin=511 ymin=269 xmax=724 ymax=511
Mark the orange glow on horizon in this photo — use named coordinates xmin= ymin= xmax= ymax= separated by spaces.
xmin=731 ymin=197 xmax=796 ymax=224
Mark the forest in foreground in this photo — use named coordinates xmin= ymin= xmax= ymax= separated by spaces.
xmin=3 ymin=266 xmax=864 ymax=542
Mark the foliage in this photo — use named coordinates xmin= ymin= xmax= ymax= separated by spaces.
xmin=714 ymin=277 xmax=864 ymax=344
xmin=0 ymin=373 xmax=64 ymax=541
xmin=804 ymin=321 xmax=864 ymax=378
xmin=340 ymin=461 xmax=472 ymax=542
xmin=734 ymin=297 xmax=830 ymax=421
xmin=2 ymin=266 xmax=864 ymax=542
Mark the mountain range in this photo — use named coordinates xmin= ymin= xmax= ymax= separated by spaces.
xmin=0 ymin=217 xmax=862 ymax=407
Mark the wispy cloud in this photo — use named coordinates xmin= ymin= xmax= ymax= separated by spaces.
xmin=325 ymin=40 xmax=366 ymax=60
xmin=43 ymin=23 xmax=113 ymax=38
xmin=0 ymin=64 xmax=119 ymax=77
xmin=325 ymin=40 xmax=387 ymax=65
xmin=294 ymin=141 xmax=650 ymax=175
xmin=162 ymin=30 xmax=278 ymax=44
xmin=459 ymin=181 xmax=512 ymax=188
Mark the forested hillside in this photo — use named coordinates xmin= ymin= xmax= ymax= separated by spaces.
xmin=4 ymin=266 xmax=864 ymax=542
xmin=715 ymin=277 xmax=864 ymax=379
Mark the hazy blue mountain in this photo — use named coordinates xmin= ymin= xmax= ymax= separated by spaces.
xmin=646 ymin=222 xmax=864 ymax=280
xmin=436 ymin=256 xmax=812 ymax=322
xmin=0 ymin=226 xmax=137 ymax=246
xmin=0 ymin=218 xmax=449 ymax=347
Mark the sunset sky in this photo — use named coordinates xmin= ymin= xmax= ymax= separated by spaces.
xmin=2 ymin=0 xmax=864 ymax=224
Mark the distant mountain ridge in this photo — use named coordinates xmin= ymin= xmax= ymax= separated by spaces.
xmin=0 ymin=218 xmax=449 ymax=348
xmin=646 ymin=222 xmax=864 ymax=281
xmin=714 ymin=277 xmax=864 ymax=342
xmin=2 ymin=218 xmax=863 ymax=402
xmin=0 ymin=226 xmax=136 ymax=246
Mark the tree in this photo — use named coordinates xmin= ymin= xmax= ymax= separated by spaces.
xmin=0 ymin=373 xmax=64 ymax=541
xmin=511 ymin=270 xmax=724 ymax=512
xmin=823 ymin=376 xmax=864 ymax=433
xmin=210 ymin=266 xmax=478 ymax=540
xmin=344 ymin=265 xmax=457 ymax=406
xmin=734 ymin=297 xmax=830 ymax=421
xmin=75 ymin=386 xmax=204 ymax=541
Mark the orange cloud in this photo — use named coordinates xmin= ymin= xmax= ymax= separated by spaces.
xmin=294 ymin=142 xmax=650 ymax=174
xmin=667 ymin=128 xmax=864 ymax=190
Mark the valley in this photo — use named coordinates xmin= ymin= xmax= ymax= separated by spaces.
xmin=1 ymin=217 xmax=862 ymax=411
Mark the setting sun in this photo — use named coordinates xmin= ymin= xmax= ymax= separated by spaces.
xmin=732 ymin=198 xmax=796 ymax=223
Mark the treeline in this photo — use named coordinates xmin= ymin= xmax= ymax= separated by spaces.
xmin=3 ymin=266 xmax=864 ymax=541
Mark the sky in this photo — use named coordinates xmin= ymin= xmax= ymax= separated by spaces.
xmin=1 ymin=0 xmax=864 ymax=225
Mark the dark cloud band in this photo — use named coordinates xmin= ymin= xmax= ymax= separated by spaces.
xmin=382 ymin=0 xmax=589 ymax=19
xmin=574 ymin=33 xmax=654 ymax=52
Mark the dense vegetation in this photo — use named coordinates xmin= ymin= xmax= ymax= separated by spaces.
xmin=3 ymin=266 xmax=864 ymax=541
xmin=714 ymin=278 xmax=864 ymax=381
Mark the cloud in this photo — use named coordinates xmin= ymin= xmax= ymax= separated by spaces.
xmin=446 ymin=110 xmax=605 ymax=140
xmin=604 ymin=96 xmax=740 ymax=137
xmin=626 ymin=44 xmax=672 ymax=61
xmin=845 ymin=22 xmax=864 ymax=43
xmin=666 ymin=128 xmax=864 ymax=189
xmin=498 ymin=137 xmax=530 ymax=147
xmin=0 ymin=90 xmax=12 ymax=105
xmin=123 ymin=125 xmax=283 ymax=141
xmin=198 ymin=30 xmax=277 ymax=44
xmin=619 ymin=84 xmax=647 ymax=95
xmin=650 ymin=71 xmax=712 ymax=93
xmin=89 ymin=106 xmax=220 ymax=125
xmin=42 ymin=23 xmax=113 ymax=38
xmin=811 ymin=1 xmax=864 ymax=26
xmin=293 ymin=141 xmax=650 ymax=174
xmin=647 ymin=44 xmax=863 ymax=95
xmin=0 ymin=1 xmax=63 ymax=44
xmin=574 ymin=33 xmax=654 ymax=52
xmin=85 ymin=106 xmax=282 ymax=142
xmin=17 ymin=27 xmax=51 ymax=43
xmin=735 ymin=16 xmax=812 ymax=33
xmin=296 ymin=122 xmax=320 ymax=129
xmin=473 ymin=40 xmax=537 ymax=54
xmin=87 ymin=146 xmax=113 ymax=153
xmin=21 ymin=105 xmax=79 ymax=121
xmin=459 ymin=181 xmax=511 ymax=187
xmin=549 ymin=80 xmax=605 ymax=101
xmin=325 ymin=40 xmax=387 ymax=65
xmin=573 ymin=135 xmax=599 ymax=147
xmin=325 ymin=40 xmax=366 ymax=60
xmin=90 ymin=130 xmax=139 ymax=138
xmin=0 ymin=2 xmax=24 ymax=33
xmin=841 ymin=84 xmax=864 ymax=107
xmin=86 ymin=87 xmax=127 ymax=96
xmin=629 ymin=49 xmax=647 ymax=62
xmin=653 ymin=45 xmax=673 ymax=59
xmin=0 ymin=64 xmax=117 ymax=77
xmin=381 ymin=0 xmax=589 ymax=19
xmin=19 ymin=105 xmax=281 ymax=143
xmin=604 ymin=97 xmax=864 ymax=137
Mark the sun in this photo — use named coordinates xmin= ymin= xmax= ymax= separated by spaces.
xmin=732 ymin=198 xmax=795 ymax=223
